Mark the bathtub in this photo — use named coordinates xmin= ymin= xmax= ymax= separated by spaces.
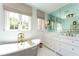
xmin=0 ymin=39 xmax=40 ymax=56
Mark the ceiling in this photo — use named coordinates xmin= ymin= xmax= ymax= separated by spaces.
xmin=50 ymin=4 xmax=79 ymax=20
xmin=27 ymin=3 xmax=67 ymax=13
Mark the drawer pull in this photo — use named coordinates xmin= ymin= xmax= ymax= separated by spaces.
xmin=72 ymin=48 xmax=74 ymax=50
xmin=72 ymin=41 xmax=74 ymax=43
xmin=59 ymin=50 xmax=61 ymax=51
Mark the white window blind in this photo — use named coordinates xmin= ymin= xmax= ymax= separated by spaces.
xmin=3 ymin=3 xmax=32 ymax=16
xmin=37 ymin=9 xmax=45 ymax=31
xmin=37 ymin=9 xmax=45 ymax=19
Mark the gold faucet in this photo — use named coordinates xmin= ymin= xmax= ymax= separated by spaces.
xmin=17 ymin=33 xmax=32 ymax=46
xmin=17 ymin=33 xmax=25 ymax=45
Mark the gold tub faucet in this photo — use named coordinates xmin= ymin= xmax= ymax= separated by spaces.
xmin=17 ymin=33 xmax=25 ymax=45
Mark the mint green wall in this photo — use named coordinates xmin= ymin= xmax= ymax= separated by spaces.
xmin=48 ymin=3 xmax=79 ymax=32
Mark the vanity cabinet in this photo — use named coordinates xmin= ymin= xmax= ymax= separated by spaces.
xmin=55 ymin=36 xmax=79 ymax=56
xmin=43 ymin=32 xmax=79 ymax=56
xmin=55 ymin=39 xmax=78 ymax=56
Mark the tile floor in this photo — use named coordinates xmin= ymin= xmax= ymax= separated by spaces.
xmin=37 ymin=46 xmax=59 ymax=56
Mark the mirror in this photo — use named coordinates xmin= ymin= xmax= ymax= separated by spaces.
xmin=47 ymin=15 xmax=63 ymax=32
xmin=46 ymin=3 xmax=79 ymax=35
xmin=47 ymin=15 xmax=79 ymax=35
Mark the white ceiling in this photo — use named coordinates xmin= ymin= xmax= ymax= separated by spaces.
xmin=27 ymin=3 xmax=67 ymax=13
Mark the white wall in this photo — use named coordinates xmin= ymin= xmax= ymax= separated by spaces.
xmin=0 ymin=3 xmax=5 ymax=31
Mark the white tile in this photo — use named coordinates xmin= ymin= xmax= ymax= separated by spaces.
xmin=37 ymin=47 xmax=59 ymax=56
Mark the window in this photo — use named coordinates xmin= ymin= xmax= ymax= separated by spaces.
xmin=57 ymin=23 xmax=62 ymax=32
xmin=5 ymin=11 xmax=31 ymax=31
xmin=21 ymin=15 xmax=31 ymax=31
xmin=38 ymin=18 xmax=45 ymax=31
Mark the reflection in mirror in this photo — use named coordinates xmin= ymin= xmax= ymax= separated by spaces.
xmin=47 ymin=15 xmax=63 ymax=32
xmin=47 ymin=14 xmax=79 ymax=37
xmin=47 ymin=4 xmax=79 ymax=37
xmin=70 ymin=21 xmax=79 ymax=34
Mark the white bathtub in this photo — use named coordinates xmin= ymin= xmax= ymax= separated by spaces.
xmin=0 ymin=39 xmax=40 ymax=56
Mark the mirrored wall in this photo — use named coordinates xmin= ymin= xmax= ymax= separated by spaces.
xmin=47 ymin=4 xmax=79 ymax=35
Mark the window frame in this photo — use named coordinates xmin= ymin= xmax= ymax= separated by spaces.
xmin=5 ymin=10 xmax=31 ymax=31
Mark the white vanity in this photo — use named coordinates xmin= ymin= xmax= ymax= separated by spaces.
xmin=43 ymin=32 xmax=79 ymax=56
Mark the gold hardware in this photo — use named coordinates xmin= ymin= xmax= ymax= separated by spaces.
xmin=17 ymin=33 xmax=25 ymax=45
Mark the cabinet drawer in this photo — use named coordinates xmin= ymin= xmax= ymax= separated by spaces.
xmin=56 ymin=46 xmax=77 ymax=56
xmin=57 ymin=39 xmax=79 ymax=48
xmin=71 ymin=46 xmax=79 ymax=55
xmin=61 ymin=48 xmax=77 ymax=56
xmin=71 ymin=40 xmax=79 ymax=47
xmin=59 ymin=39 xmax=73 ymax=45
xmin=59 ymin=43 xmax=72 ymax=51
xmin=57 ymin=42 xmax=79 ymax=55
